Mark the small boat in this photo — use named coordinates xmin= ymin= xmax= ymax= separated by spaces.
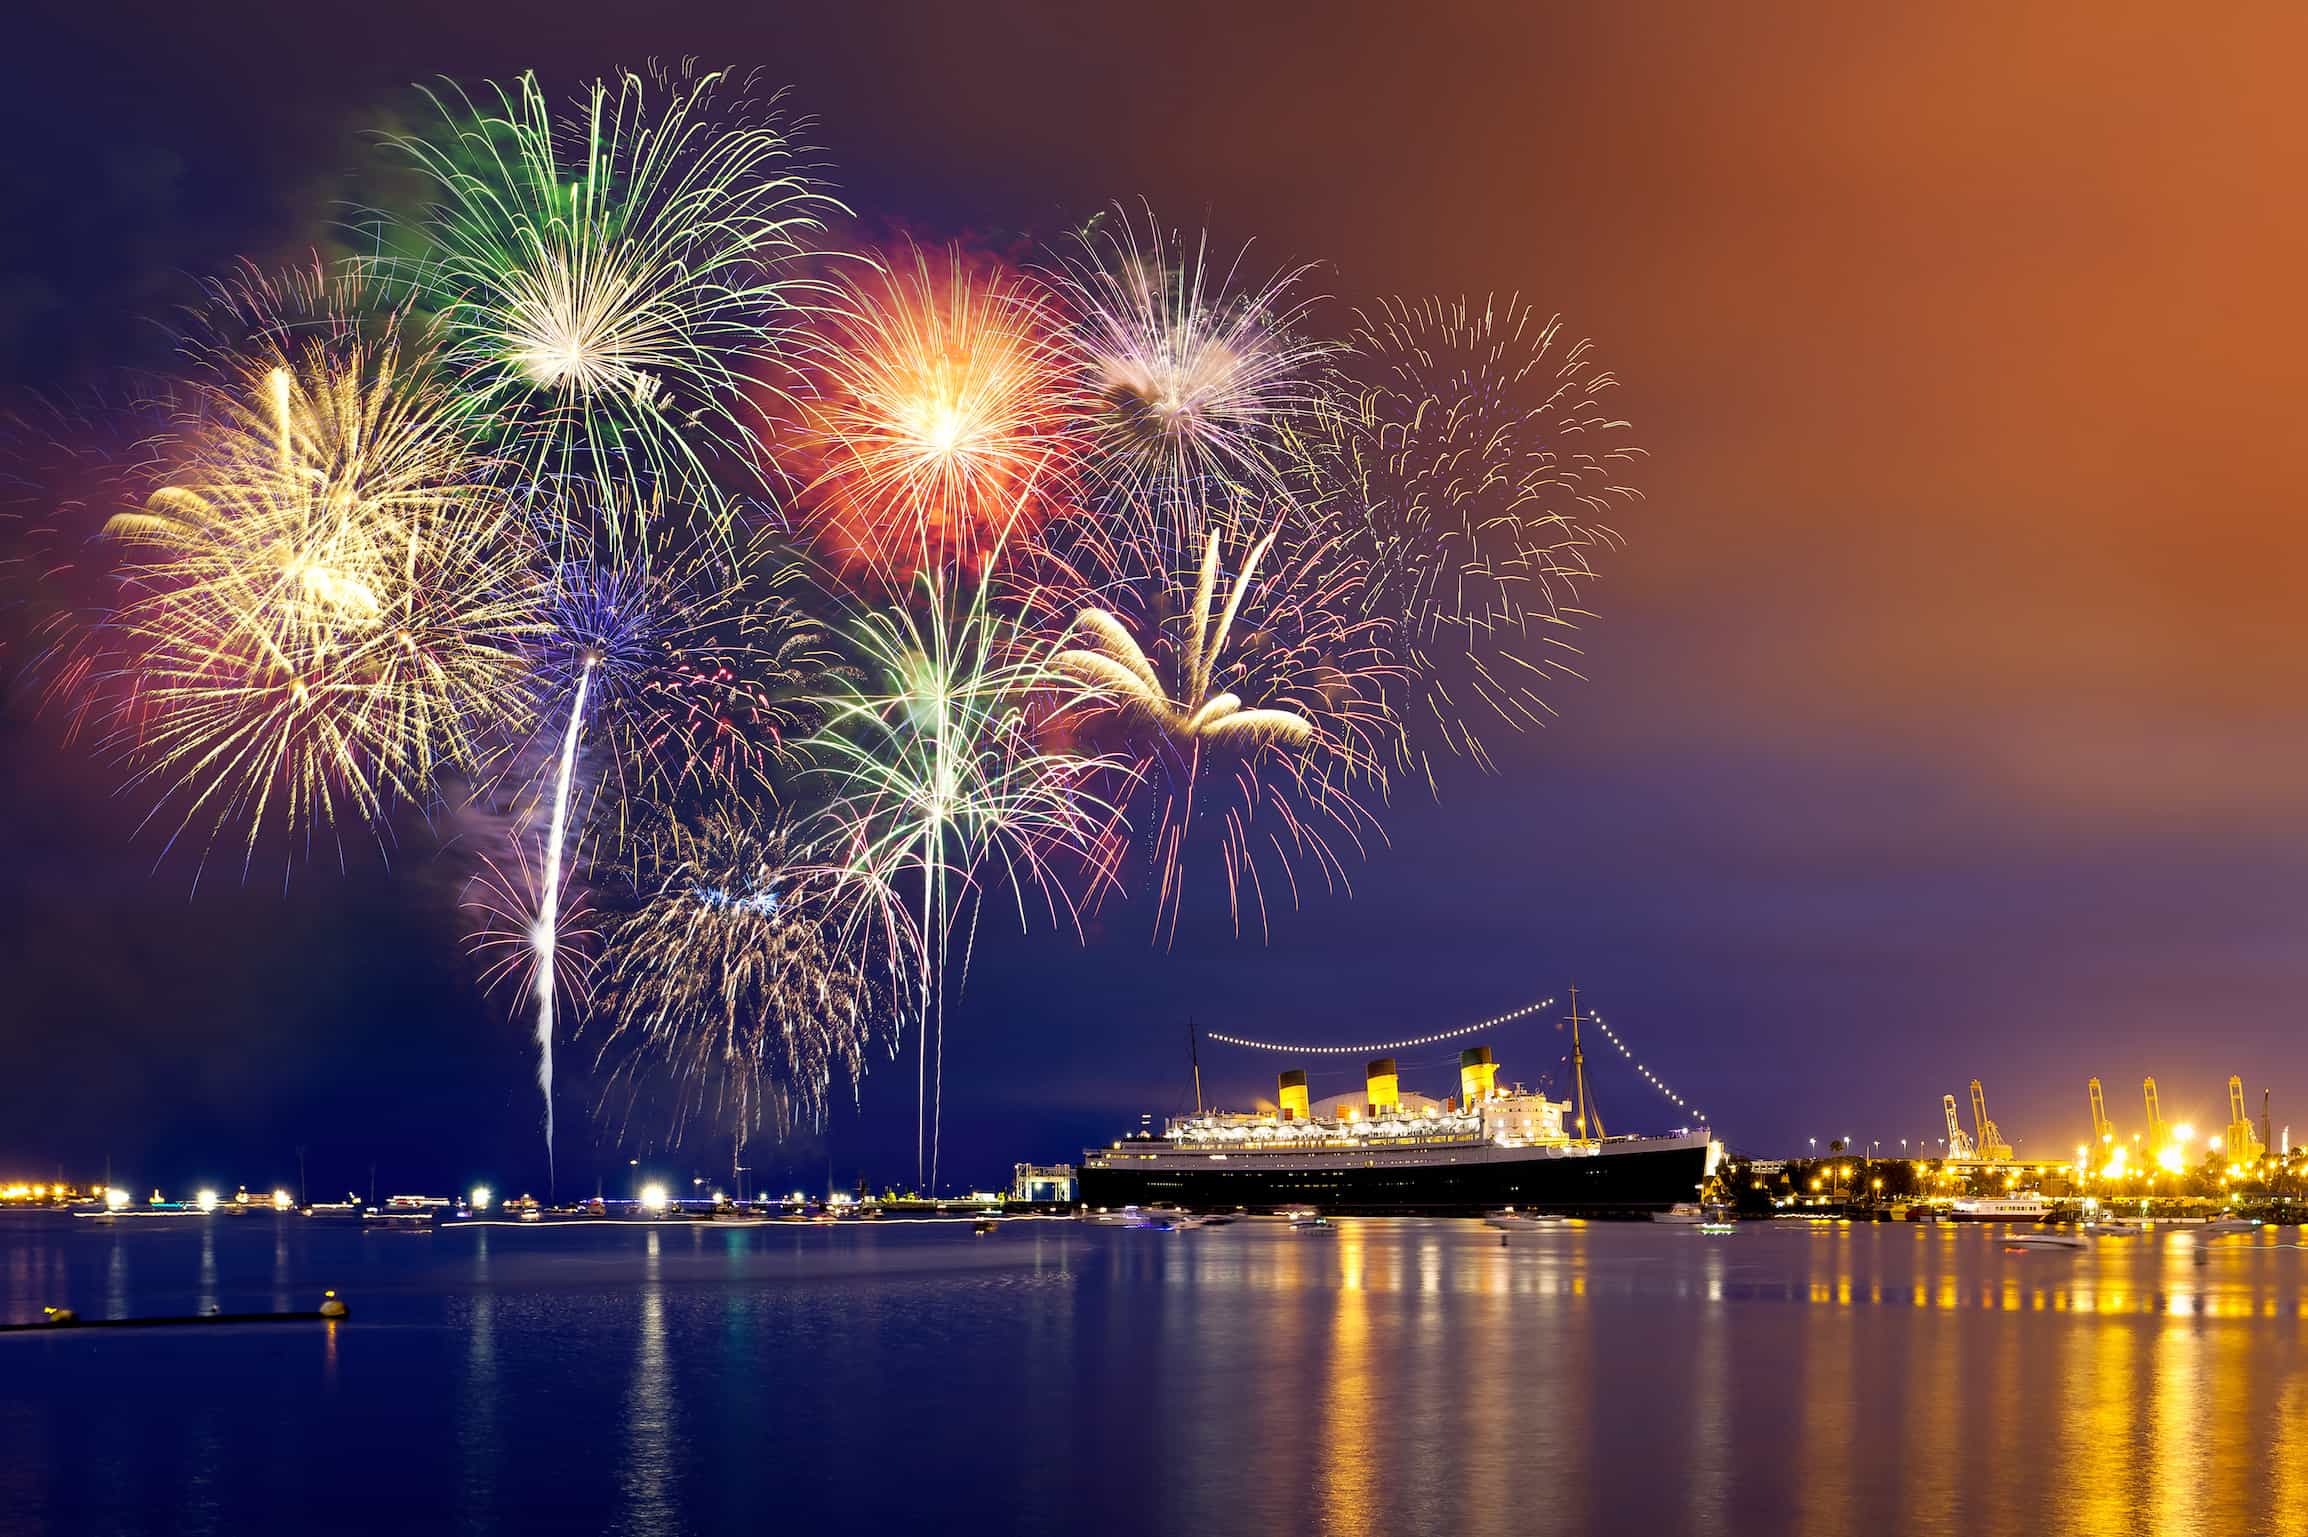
xmin=2002 ymin=1232 xmax=2087 ymax=1251
xmin=1130 ymin=1208 xmax=1209 ymax=1232
xmin=1651 ymin=1203 xmax=1706 ymax=1225
xmin=364 ymin=1207 xmax=434 ymax=1228
xmin=2198 ymin=1217 xmax=2260 ymax=1237
xmin=1288 ymin=1213 xmax=1334 ymax=1231
xmin=1483 ymin=1211 xmax=1565 ymax=1231
xmin=2084 ymin=1218 xmax=2144 ymax=1237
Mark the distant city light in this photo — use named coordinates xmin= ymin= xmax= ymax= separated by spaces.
xmin=470 ymin=1185 xmax=493 ymax=1213
xmin=638 ymin=1183 xmax=669 ymax=1213
xmin=194 ymin=1189 xmax=219 ymax=1213
xmin=104 ymin=1187 xmax=130 ymax=1211
xmin=271 ymin=1189 xmax=294 ymax=1210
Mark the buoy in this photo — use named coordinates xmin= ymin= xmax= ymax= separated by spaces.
xmin=317 ymin=1290 xmax=349 ymax=1319
xmin=42 ymin=1306 xmax=77 ymax=1326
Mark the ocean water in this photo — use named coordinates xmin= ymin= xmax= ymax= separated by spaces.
xmin=3 ymin=1213 xmax=2306 ymax=1536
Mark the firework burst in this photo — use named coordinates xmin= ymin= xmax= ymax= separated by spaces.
xmin=386 ymin=63 xmax=838 ymax=503
xmin=526 ymin=496 xmax=845 ymax=826
xmin=0 ymin=378 xmax=188 ymax=749
xmin=461 ymin=825 xmax=601 ymax=1032
xmin=1049 ymin=492 xmax=1394 ymax=941
xmin=1054 ymin=204 xmax=1329 ymax=511
xmin=100 ymin=311 xmax=545 ymax=868
xmin=1309 ymin=295 xmax=1643 ymax=774
xmin=594 ymin=807 xmax=893 ymax=1145
xmin=781 ymin=241 xmax=1080 ymax=576
xmin=807 ymin=556 xmax=1120 ymax=1187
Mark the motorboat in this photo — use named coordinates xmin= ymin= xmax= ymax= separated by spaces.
xmin=1483 ymin=1210 xmax=1566 ymax=1231
xmin=1130 ymin=1209 xmax=1210 ymax=1232
xmin=2002 ymin=1232 xmax=2087 ymax=1251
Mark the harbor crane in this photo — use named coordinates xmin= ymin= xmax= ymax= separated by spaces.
xmin=2143 ymin=1077 xmax=2167 ymax=1156
xmin=2226 ymin=1076 xmax=2266 ymax=1163
xmin=1943 ymin=1094 xmax=1975 ymax=1160
xmin=2088 ymin=1077 xmax=2113 ymax=1147
xmin=1969 ymin=1079 xmax=2013 ymax=1161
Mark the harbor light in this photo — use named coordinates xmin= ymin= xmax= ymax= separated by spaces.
xmin=271 ymin=1189 xmax=294 ymax=1211
xmin=103 ymin=1187 xmax=130 ymax=1211
xmin=470 ymin=1185 xmax=493 ymax=1214
xmin=638 ymin=1183 xmax=669 ymax=1214
xmin=194 ymin=1189 xmax=219 ymax=1213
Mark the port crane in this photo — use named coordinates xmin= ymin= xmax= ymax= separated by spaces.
xmin=2088 ymin=1077 xmax=2113 ymax=1147
xmin=2143 ymin=1077 xmax=2167 ymax=1157
xmin=1969 ymin=1079 xmax=2013 ymax=1161
xmin=2226 ymin=1076 xmax=2266 ymax=1163
xmin=1943 ymin=1094 xmax=1975 ymax=1159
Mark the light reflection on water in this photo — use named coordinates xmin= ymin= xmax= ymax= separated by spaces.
xmin=0 ymin=1215 xmax=2304 ymax=1536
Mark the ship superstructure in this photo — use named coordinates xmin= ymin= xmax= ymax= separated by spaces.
xmin=1078 ymin=1022 xmax=1719 ymax=1216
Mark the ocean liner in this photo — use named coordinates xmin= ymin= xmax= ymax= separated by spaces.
xmin=1076 ymin=1007 xmax=1720 ymax=1216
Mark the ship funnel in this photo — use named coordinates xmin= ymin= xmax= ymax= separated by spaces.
xmin=1277 ymin=1070 xmax=1309 ymax=1123
xmin=1366 ymin=1058 xmax=1400 ymax=1114
xmin=1459 ymin=1046 xmax=1497 ymax=1104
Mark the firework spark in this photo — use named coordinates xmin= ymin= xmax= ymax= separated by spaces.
xmin=1055 ymin=204 xmax=1329 ymax=510
xmin=595 ymin=807 xmax=893 ymax=1145
xmin=387 ymin=63 xmax=838 ymax=501
xmin=782 ymin=242 xmax=1080 ymax=576
xmin=101 ymin=317 xmax=544 ymax=867
xmin=1309 ymin=295 xmax=1643 ymax=773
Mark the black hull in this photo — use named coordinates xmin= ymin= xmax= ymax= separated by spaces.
xmin=1078 ymin=1139 xmax=1712 ymax=1216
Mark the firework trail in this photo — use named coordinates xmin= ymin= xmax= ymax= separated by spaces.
xmin=530 ymin=654 xmax=593 ymax=1174
xmin=807 ymin=547 xmax=1120 ymax=1189
xmin=780 ymin=241 xmax=1081 ymax=578
xmin=384 ymin=63 xmax=840 ymax=509
xmin=594 ymin=806 xmax=896 ymax=1149
xmin=1053 ymin=203 xmax=1329 ymax=513
xmin=98 ymin=290 xmax=545 ymax=870
xmin=1307 ymin=295 xmax=1643 ymax=775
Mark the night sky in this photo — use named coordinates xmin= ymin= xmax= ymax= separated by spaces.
xmin=4 ymin=2 xmax=2304 ymax=1200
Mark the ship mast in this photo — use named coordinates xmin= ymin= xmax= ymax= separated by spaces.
xmin=1568 ymin=986 xmax=1604 ymax=1141
xmin=1187 ymin=1018 xmax=1203 ymax=1115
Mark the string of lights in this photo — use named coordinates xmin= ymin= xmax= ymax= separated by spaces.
xmin=1587 ymin=1008 xmax=1705 ymax=1124
xmin=1204 ymin=997 xmax=1556 ymax=1056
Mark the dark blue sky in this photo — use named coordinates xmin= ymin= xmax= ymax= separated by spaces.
xmin=4 ymin=2 xmax=2304 ymax=1200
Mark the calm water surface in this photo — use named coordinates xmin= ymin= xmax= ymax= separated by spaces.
xmin=4 ymin=1213 xmax=2307 ymax=1536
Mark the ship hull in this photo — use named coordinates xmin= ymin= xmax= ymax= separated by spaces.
xmin=1077 ymin=1132 xmax=1714 ymax=1216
